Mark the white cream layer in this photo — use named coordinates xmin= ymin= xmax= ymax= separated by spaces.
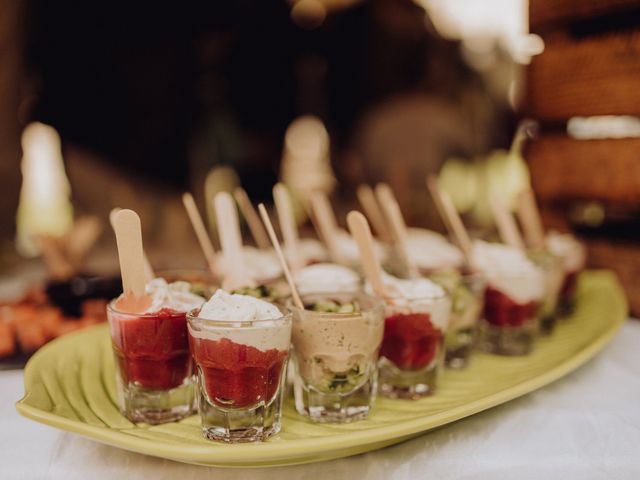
xmin=405 ymin=227 xmax=464 ymax=271
xmin=294 ymin=263 xmax=361 ymax=295
xmin=546 ymin=231 xmax=587 ymax=273
xmin=472 ymin=240 xmax=545 ymax=304
xmin=215 ymin=246 xmax=283 ymax=283
xmin=138 ymin=278 xmax=205 ymax=314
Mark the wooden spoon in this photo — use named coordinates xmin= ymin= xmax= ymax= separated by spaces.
xmin=346 ymin=211 xmax=389 ymax=298
xmin=273 ymin=183 xmax=303 ymax=272
xmin=234 ymin=187 xmax=271 ymax=250
xmin=182 ymin=192 xmax=217 ymax=276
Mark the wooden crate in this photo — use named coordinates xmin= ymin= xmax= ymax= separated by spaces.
xmin=527 ymin=31 xmax=640 ymax=121
xmin=526 ymin=134 xmax=640 ymax=205
xmin=530 ymin=0 xmax=640 ymax=33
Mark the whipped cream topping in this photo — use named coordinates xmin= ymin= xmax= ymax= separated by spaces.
xmin=404 ymin=228 xmax=464 ymax=271
xmin=472 ymin=240 xmax=545 ymax=304
xmin=334 ymin=229 xmax=383 ymax=263
xmin=199 ymin=289 xmax=282 ymax=322
xmin=141 ymin=278 xmax=205 ymax=314
xmin=546 ymin=231 xmax=586 ymax=273
xmin=296 ymin=238 xmax=329 ymax=264
xmin=294 ymin=263 xmax=361 ymax=295
xmin=215 ymin=246 xmax=283 ymax=283
xmin=376 ymin=271 xmax=446 ymax=299
xmin=192 ymin=289 xmax=291 ymax=351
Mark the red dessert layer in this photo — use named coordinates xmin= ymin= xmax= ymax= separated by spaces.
xmin=189 ymin=336 xmax=287 ymax=409
xmin=110 ymin=308 xmax=191 ymax=390
xmin=381 ymin=312 xmax=443 ymax=371
xmin=560 ymin=271 xmax=578 ymax=302
xmin=484 ymin=286 xmax=538 ymax=327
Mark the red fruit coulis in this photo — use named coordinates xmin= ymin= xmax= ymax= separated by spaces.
xmin=189 ymin=336 xmax=288 ymax=409
xmin=111 ymin=308 xmax=191 ymax=391
xmin=560 ymin=271 xmax=578 ymax=302
xmin=484 ymin=286 xmax=538 ymax=327
xmin=380 ymin=312 xmax=443 ymax=371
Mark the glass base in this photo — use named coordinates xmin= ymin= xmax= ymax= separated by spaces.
xmin=117 ymin=380 xmax=195 ymax=425
xmin=293 ymin=376 xmax=376 ymax=423
xmin=378 ymin=358 xmax=439 ymax=400
xmin=477 ymin=320 xmax=536 ymax=356
xmin=198 ymin=391 xmax=283 ymax=443
xmin=539 ymin=314 xmax=557 ymax=336
xmin=557 ymin=297 xmax=576 ymax=318
xmin=445 ymin=326 xmax=475 ymax=369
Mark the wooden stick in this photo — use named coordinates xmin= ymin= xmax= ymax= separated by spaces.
xmin=182 ymin=192 xmax=217 ymax=276
xmin=273 ymin=183 xmax=303 ymax=272
xmin=357 ymin=184 xmax=392 ymax=243
xmin=110 ymin=208 xmax=154 ymax=282
xmin=516 ymin=187 xmax=546 ymax=250
xmin=374 ymin=183 xmax=419 ymax=278
xmin=214 ymin=192 xmax=255 ymax=291
xmin=234 ymin=187 xmax=270 ymax=250
xmin=112 ymin=209 xmax=151 ymax=313
xmin=437 ymin=188 xmax=474 ymax=267
xmin=426 ymin=175 xmax=453 ymax=234
xmin=490 ymin=193 xmax=525 ymax=250
xmin=346 ymin=211 xmax=388 ymax=298
xmin=309 ymin=192 xmax=344 ymax=264
xmin=258 ymin=203 xmax=304 ymax=309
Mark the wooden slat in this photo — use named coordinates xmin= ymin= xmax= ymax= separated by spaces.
xmin=586 ymin=238 xmax=640 ymax=316
xmin=530 ymin=0 xmax=640 ymax=32
xmin=527 ymin=32 xmax=640 ymax=120
xmin=526 ymin=134 xmax=640 ymax=204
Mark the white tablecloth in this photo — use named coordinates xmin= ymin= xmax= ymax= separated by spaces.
xmin=2 ymin=321 xmax=640 ymax=480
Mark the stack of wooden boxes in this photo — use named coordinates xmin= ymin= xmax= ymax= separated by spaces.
xmin=527 ymin=0 xmax=640 ymax=315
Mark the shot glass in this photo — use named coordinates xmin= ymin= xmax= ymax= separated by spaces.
xmin=431 ymin=272 xmax=486 ymax=369
xmin=477 ymin=271 xmax=544 ymax=356
xmin=187 ymin=306 xmax=292 ymax=443
xmin=378 ymin=291 xmax=451 ymax=399
xmin=528 ymin=250 xmax=564 ymax=335
xmin=288 ymin=292 xmax=384 ymax=423
xmin=107 ymin=302 xmax=196 ymax=424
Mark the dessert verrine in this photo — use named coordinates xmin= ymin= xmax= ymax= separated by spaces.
xmin=430 ymin=270 xmax=486 ymax=369
xmin=396 ymin=228 xmax=464 ymax=276
xmin=546 ymin=231 xmax=587 ymax=315
xmin=472 ymin=241 xmax=545 ymax=355
xmin=107 ymin=278 xmax=204 ymax=424
xmin=293 ymin=238 xmax=329 ymax=266
xmin=334 ymin=229 xmax=384 ymax=269
xmin=369 ymin=273 xmax=451 ymax=399
xmin=216 ymin=246 xmax=285 ymax=300
xmin=187 ymin=290 xmax=292 ymax=443
xmin=288 ymin=292 xmax=384 ymax=423
xmin=293 ymin=263 xmax=361 ymax=296
xmin=527 ymin=248 xmax=564 ymax=335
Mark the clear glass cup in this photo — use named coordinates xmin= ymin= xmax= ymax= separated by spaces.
xmin=528 ymin=250 xmax=564 ymax=335
xmin=477 ymin=271 xmax=544 ymax=356
xmin=377 ymin=291 xmax=451 ymax=399
xmin=106 ymin=302 xmax=196 ymax=424
xmin=430 ymin=271 xmax=486 ymax=369
xmin=287 ymin=292 xmax=384 ymax=423
xmin=187 ymin=305 xmax=292 ymax=443
xmin=558 ymin=269 xmax=581 ymax=316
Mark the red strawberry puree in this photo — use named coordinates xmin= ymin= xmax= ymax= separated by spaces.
xmin=380 ymin=312 xmax=443 ymax=371
xmin=484 ymin=286 xmax=539 ymax=327
xmin=189 ymin=336 xmax=288 ymax=409
xmin=110 ymin=308 xmax=191 ymax=391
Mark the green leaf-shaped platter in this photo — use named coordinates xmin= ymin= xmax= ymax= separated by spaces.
xmin=16 ymin=271 xmax=627 ymax=467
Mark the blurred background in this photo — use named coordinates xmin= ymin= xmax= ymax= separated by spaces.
xmin=0 ymin=0 xmax=639 ymax=313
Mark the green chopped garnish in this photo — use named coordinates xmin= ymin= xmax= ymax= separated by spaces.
xmin=307 ymin=300 xmax=360 ymax=314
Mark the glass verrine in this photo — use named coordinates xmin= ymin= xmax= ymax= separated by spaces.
xmin=187 ymin=306 xmax=292 ymax=443
xmin=477 ymin=270 xmax=544 ymax=356
xmin=378 ymin=290 xmax=451 ymax=399
xmin=527 ymin=250 xmax=564 ymax=335
xmin=106 ymin=301 xmax=196 ymax=424
xmin=430 ymin=271 xmax=486 ymax=369
xmin=287 ymin=292 xmax=384 ymax=423
xmin=156 ymin=269 xmax=219 ymax=299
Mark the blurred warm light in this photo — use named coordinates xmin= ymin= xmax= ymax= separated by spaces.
xmin=567 ymin=116 xmax=640 ymax=139
xmin=16 ymin=122 xmax=74 ymax=257
xmin=281 ymin=115 xmax=336 ymax=214
xmin=581 ymin=202 xmax=606 ymax=227
xmin=291 ymin=0 xmax=327 ymax=29
xmin=417 ymin=0 xmax=542 ymax=64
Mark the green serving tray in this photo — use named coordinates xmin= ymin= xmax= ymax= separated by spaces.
xmin=16 ymin=270 xmax=628 ymax=467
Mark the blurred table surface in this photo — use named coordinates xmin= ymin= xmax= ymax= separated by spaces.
xmin=1 ymin=320 xmax=639 ymax=480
